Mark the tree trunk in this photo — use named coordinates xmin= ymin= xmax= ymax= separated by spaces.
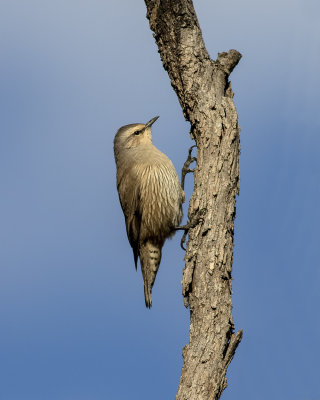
xmin=144 ymin=1 xmax=242 ymax=398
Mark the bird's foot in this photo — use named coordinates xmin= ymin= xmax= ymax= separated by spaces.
xmin=181 ymin=145 xmax=197 ymax=190
xmin=174 ymin=208 xmax=206 ymax=250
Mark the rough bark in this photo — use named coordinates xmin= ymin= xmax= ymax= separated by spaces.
xmin=144 ymin=1 xmax=242 ymax=399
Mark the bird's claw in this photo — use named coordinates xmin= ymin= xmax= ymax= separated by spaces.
xmin=181 ymin=145 xmax=197 ymax=190
xmin=174 ymin=208 xmax=206 ymax=250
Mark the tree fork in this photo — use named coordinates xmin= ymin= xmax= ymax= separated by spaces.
xmin=144 ymin=0 xmax=242 ymax=398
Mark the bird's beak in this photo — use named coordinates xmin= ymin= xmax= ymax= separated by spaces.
xmin=145 ymin=116 xmax=159 ymax=129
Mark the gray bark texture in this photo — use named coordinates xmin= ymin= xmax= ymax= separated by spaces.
xmin=144 ymin=1 xmax=243 ymax=399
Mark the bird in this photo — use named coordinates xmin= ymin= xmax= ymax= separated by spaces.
xmin=114 ymin=116 xmax=185 ymax=308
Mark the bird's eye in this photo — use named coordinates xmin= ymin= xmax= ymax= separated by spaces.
xmin=134 ymin=130 xmax=141 ymax=135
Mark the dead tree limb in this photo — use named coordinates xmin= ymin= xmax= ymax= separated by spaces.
xmin=144 ymin=1 xmax=242 ymax=398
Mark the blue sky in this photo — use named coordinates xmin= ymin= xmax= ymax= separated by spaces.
xmin=0 ymin=1 xmax=319 ymax=399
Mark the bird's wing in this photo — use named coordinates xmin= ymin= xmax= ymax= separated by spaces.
xmin=117 ymin=167 xmax=141 ymax=269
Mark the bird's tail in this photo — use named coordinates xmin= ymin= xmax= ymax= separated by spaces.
xmin=139 ymin=240 xmax=162 ymax=308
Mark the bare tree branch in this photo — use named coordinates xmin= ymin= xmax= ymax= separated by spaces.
xmin=144 ymin=1 xmax=242 ymax=398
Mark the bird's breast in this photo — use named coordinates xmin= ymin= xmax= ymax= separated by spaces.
xmin=137 ymin=162 xmax=183 ymax=239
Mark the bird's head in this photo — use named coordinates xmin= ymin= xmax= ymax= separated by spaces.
xmin=114 ymin=116 xmax=159 ymax=153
